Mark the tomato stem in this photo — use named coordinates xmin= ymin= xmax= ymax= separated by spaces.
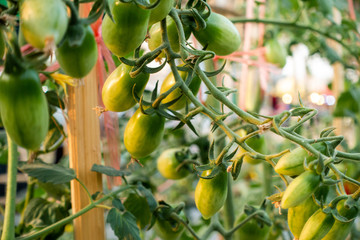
xmin=1 ymin=133 xmax=18 ymax=240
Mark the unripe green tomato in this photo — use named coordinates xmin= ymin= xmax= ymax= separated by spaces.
xmin=192 ymin=12 xmax=241 ymax=56
xmin=194 ymin=168 xmax=228 ymax=219
xmin=299 ymin=209 xmax=335 ymax=240
xmin=148 ymin=0 xmax=175 ymax=25
xmin=124 ymin=108 xmax=165 ymax=159
xmin=148 ymin=16 xmax=191 ymax=58
xmin=102 ymin=1 xmax=150 ymax=57
xmin=0 ymin=68 xmax=49 ymax=150
xmin=322 ymin=199 xmax=359 ymax=240
xmin=287 ymin=196 xmax=319 ymax=239
xmin=281 ymin=171 xmax=321 ymax=209
xmin=275 ymin=142 xmax=327 ymax=176
xmin=56 ymin=25 xmax=98 ymax=78
xmin=160 ymin=69 xmax=201 ymax=110
xmin=235 ymin=213 xmax=271 ymax=240
xmin=154 ymin=212 xmax=185 ymax=240
xmin=157 ymin=148 xmax=189 ymax=180
xmin=102 ymin=64 xmax=149 ymax=112
xmin=264 ymin=39 xmax=287 ymax=68
xmin=20 ymin=0 xmax=68 ymax=49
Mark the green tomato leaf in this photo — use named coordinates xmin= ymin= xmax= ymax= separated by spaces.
xmin=107 ymin=208 xmax=141 ymax=240
xmin=91 ymin=164 xmax=131 ymax=177
xmin=124 ymin=193 xmax=152 ymax=229
xmin=137 ymin=183 xmax=157 ymax=212
xmin=20 ymin=162 xmax=76 ymax=184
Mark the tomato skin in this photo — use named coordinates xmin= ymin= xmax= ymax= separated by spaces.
xmin=287 ymin=197 xmax=319 ymax=239
xmin=149 ymin=0 xmax=174 ymax=25
xmin=148 ymin=16 xmax=191 ymax=58
xmin=20 ymin=0 xmax=68 ymax=49
xmin=124 ymin=109 xmax=165 ymax=159
xmin=192 ymin=13 xmax=241 ymax=56
xmin=281 ymin=171 xmax=321 ymax=209
xmin=102 ymin=2 xmax=150 ymax=57
xmin=56 ymin=25 xmax=98 ymax=78
xmin=195 ymin=168 xmax=228 ymax=219
xmin=322 ymin=199 xmax=358 ymax=240
xmin=160 ymin=69 xmax=201 ymax=110
xmin=157 ymin=148 xmax=189 ymax=180
xmin=0 ymin=68 xmax=49 ymax=150
xmin=154 ymin=214 xmax=185 ymax=240
xmin=102 ymin=64 xmax=149 ymax=112
xmin=299 ymin=209 xmax=335 ymax=240
xmin=275 ymin=142 xmax=326 ymax=176
xmin=264 ymin=39 xmax=287 ymax=68
xmin=235 ymin=213 xmax=270 ymax=240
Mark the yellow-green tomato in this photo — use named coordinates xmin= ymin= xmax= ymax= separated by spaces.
xmin=102 ymin=64 xmax=149 ymax=112
xmin=235 ymin=213 xmax=271 ymax=240
xmin=195 ymin=168 xmax=228 ymax=219
xmin=154 ymin=213 xmax=185 ymax=240
xmin=160 ymin=69 xmax=201 ymax=110
xmin=124 ymin=108 xmax=165 ymax=159
xmin=157 ymin=148 xmax=189 ymax=180
xmin=20 ymin=0 xmax=68 ymax=49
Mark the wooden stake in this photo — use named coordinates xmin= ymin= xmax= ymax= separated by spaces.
xmin=67 ymin=54 xmax=104 ymax=240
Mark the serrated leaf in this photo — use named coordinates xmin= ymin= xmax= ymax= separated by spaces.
xmin=20 ymin=163 xmax=76 ymax=184
xmin=113 ymin=198 xmax=125 ymax=211
xmin=107 ymin=209 xmax=141 ymax=240
xmin=124 ymin=193 xmax=152 ymax=229
xmin=91 ymin=164 xmax=131 ymax=177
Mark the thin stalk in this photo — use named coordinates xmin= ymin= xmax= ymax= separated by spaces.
xmin=16 ymin=186 xmax=133 ymax=240
xmin=1 ymin=134 xmax=18 ymax=240
xmin=19 ymin=178 xmax=35 ymax=226
xmin=223 ymin=174 xmax=235 ymax=231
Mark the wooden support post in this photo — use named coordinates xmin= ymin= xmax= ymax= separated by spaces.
xmin=67 ymin=66 xmax=104 ymax=240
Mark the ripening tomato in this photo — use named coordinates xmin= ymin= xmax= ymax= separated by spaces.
xmin=102 ymin=1 xmax=151 ymax=57
xmin=195 ymin=168 xmax=228 ymax=219
xmin=124 ymin=108 xmax=165 ymax=159
xmin=192 ymin=12 xmax=241 ymax=56
xmin=102 ymin=64 xmax=149 ymax=112
xmin=20 ymin=0 xmax=68 ymax=49
xmin=157 ymin=148 xmax=189 ymax=180
xmin=56 ymin=25 xmax=98 ymax=78
xmin=160 ymin=68 xmax=201 ymax=110
xmin=0 ymin=67 xmax=49 ymax=150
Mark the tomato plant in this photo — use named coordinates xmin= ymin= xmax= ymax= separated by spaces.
xmin=149 ymin=0 xmax=175 ymax=25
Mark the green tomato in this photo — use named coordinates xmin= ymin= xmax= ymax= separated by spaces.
xmin=0 ymin=68 xmax=49 ymax=150
xmin=195 ymin=168 xmax=228 ymax=219
xmin=157 ymin=148 xmax=189 ymax=180
xmin=281 ymin=171 xmax=321 ymax=209
xmin=192 ymin=12 xmax=241 ymax=56
xmin=20 ymin=0 xmax=68 ymax=49
xmin=149 ymin=0 xmax=175 ymax=25
xmin=299 ymin=209 xmax=335 ymax=240
xmin=154 ymin=212 xmax=185 ymax=240
xmin=264 ymin=39 xmax=287 ymax=68
xmin=148 ymin=16 xmax=191 ymax=58
xmin=235 ymin=213 xmax=271 ymax=240
xmin=102 ymin=64 xmax=149 ymax=112
xmin=160 ymin=68 xmax=201 ymax=110
xmin=56 ymin=25 xmax=98 ymax=78
xmin=287 ymin=197 xmax=319 ymax=239
xmin=124 ymin=108 xmax=165 ymax=159
xmin=102 ymin=1 xmax=151 ymax=57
